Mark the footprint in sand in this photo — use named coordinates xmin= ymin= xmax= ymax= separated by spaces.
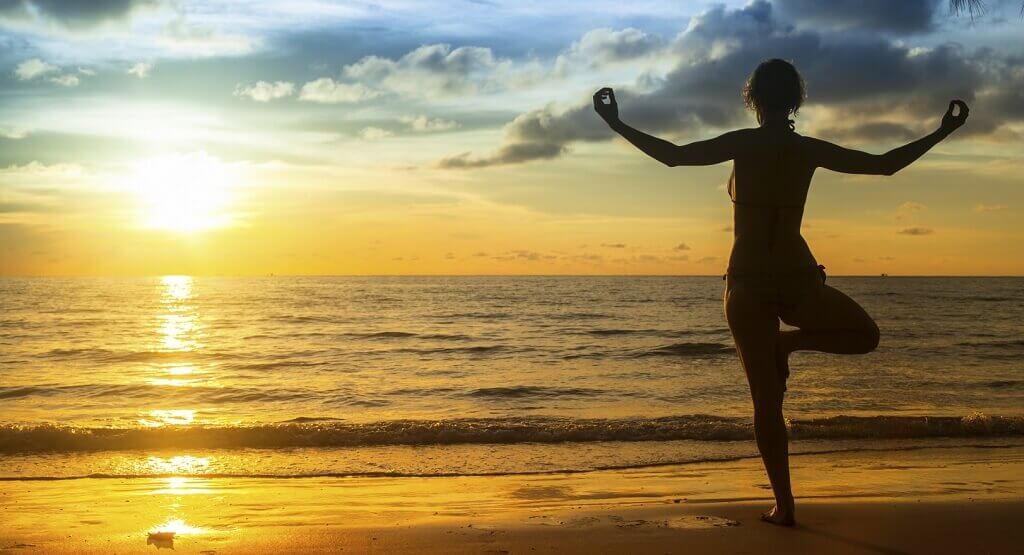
xmin=527 ymin=515 xmax=600 ymax=527
xmin=666 ymin=515 xmax=740 ymax=529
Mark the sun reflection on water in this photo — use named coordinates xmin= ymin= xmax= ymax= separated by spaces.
xmin=168 ymin=365 xmax=195 ymax=375
xmin=151 ymin=476 xmax=212 ymax=496
xmin=139 ymin=409 xmax=196 ymax=427
xmin=148 ymin=276 xmax=205 ymax=423
xmin=158 ymin=276 xmax=202 ymax=352
xmin=149 ymin=517 xmax=206 ymax=535
xmin=147 ymin=455 xmax=211 ymax=475
xmin=161 ymin=275 xmax=193 ymax=301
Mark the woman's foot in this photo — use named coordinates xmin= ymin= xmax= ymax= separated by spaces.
xmin=760 ymin=504 xmax=795 ymax=526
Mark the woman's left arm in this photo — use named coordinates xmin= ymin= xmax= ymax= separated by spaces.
xmin=594 ymin=87 xmax=741 ymax=167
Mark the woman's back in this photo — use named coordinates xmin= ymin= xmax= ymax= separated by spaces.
xmin=728 ymin=125 xmax=817 ymax=273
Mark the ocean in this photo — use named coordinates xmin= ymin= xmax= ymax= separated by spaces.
xmin=1 ymin=276 xmax=1022 ymax=479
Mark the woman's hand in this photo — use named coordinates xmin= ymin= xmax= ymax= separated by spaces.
xmin=593 ymin=87 xmax=619 ymax=125
xmin=940 ymin=100 xmax=969 ymax=133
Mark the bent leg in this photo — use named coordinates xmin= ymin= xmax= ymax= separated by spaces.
xmin=725 ymin=283 xmax=795 ymax=525
xmin=779 ymin=284 xmax=880 ymax=356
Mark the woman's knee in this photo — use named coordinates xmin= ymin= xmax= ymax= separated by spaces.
xmin=750 ymin=384 xmax=784 ymax=414
xmin=859 ymin=319 xmax=880 ymax=353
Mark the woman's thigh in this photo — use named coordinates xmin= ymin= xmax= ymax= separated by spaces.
xmin=725 ymin=281 xmax=783 ymax=401
xmin=781 ymin=284 xmax=879 ymax=337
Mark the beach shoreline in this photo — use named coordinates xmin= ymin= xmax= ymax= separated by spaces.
xmin=2 ymin=444 xmax=1021 ymax=554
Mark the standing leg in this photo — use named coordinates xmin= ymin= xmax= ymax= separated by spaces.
xmin=725 ymin=281 xmax=795 ymax=526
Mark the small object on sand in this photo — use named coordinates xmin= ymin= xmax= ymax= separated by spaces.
xmin=147 ymin=531 xmax=175 ymax=549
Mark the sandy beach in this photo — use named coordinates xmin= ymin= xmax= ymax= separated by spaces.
xmin=2 ymin=444 xmax=1021 ymax=554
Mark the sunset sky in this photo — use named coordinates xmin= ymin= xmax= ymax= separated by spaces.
xmin=1 ymin=0 xmax=1021 ymax=276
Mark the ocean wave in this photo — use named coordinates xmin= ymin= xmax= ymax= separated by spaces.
xmin=465 ymin=386 xmax=604 ymax=399
xmin=5 ymin=443 xmax=1021 ymax=481
xmin=632 ymin=342 xmax=735 ymax=357
xmin=0 ymin=383 xmax=334 ymax=404
xmin=1 ymin=413 xmax=1020 ymax=454
xmin=986 ymin=380 xmax=1023 ymax=389
xmin=40 ymin=348 xmax=222 ymax=364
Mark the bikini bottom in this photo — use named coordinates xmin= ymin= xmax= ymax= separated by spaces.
xmin=723 ymin=264 xmax=826 ymax=316
xmin=723 ymin=265 xmax=826 ymax=392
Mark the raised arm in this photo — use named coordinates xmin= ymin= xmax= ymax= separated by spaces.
xmin=808 ymin=100 xmax=969 ymax=176
xmin=593 ymin=87 xmax=741 ymax=167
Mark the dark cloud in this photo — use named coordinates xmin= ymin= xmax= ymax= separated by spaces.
xmin=0 ymin=0 xmax=159 ymax=29
xmin=490 ymin=249 xmax=545 ymax=261
xmin=438 ymin=141 xmax=566 ymax=168
xmin=899 ymin=227 xmax=935 ymax=235
xmin=673 ymin=242 xmax=690 ymax=251
xmin=818 ymin=122 xmax=919 ymax=142
xmin=774 ymin=0 xmax=940 ymax=33
xmin=441 ymin=0 xmax=1017 ymax=167
xmin=601 ymin=243 xmax=627 ymax=248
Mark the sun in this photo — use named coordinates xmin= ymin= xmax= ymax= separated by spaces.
xmin=131 ymin=152 xmax=236 ymax=232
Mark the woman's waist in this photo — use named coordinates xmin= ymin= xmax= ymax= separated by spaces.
xmin=728 ymin=242 xmax=815 ymax=269
xmin=725 ymin=263 xmax=822 ymax=276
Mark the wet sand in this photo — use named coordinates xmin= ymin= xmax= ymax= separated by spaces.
xmin=2 ymin=445 xmax=1021 ymax=554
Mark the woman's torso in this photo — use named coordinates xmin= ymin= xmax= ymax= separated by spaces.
xmin=727 ymin=125 xmax=817 ymax=273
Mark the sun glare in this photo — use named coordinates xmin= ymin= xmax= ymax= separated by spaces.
xmin=131 ymin=152 xmax=236 ymax=232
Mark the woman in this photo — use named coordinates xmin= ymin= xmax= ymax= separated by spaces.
xmin=593 ymin=59 xmax=969 ymax=526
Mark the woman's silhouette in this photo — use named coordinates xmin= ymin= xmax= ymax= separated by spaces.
xmin=593 ymin=59 xmax=969 ymax=526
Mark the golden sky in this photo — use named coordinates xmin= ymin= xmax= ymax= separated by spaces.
xmin=1 ymin=0 xmax=1021 ymax=276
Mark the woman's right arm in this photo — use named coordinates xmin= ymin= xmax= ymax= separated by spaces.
xmin=808 ymin=100 xmax=969 ymax=176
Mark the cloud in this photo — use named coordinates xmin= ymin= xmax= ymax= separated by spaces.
xmin=159 ymin=13 xmax=258 ymax=56
xmin=14 ymin=58 xmax=85 ymax=87
xmin=49 ymin=74 xmax=79 ymax=87
xmin=815 ymin=122 xmax=918 ymax=143
xmin=235 ymin=80 xmax=295 ymax=102
xmin=438 ymin=142 xmax=566 ymax=169
xmin=0 ymin=126 xmax=29 ymax=139
xmin=0 ymin=0 xmax=160 ymax=30
xmin=359 ymin=127 xmax=392 ymax=140
xmin=895 ymin=201 xmax=927 ymax=220
xmin=399 ymin=115 xmax=458 ymax=132
xmin=298 ymin=78 xmax=379 ymax=104
xmin=438 ymin=0 xmax=1019 ymax=168
xmin=14 ymin=58 xmax=58 ymax=80
xmin=490 ymin=249 xmax=545 ymax=261
xmin=555 ymin=27 xmax=663 ymax=73
xmin=127 ymin=62 xmax=152 ymax=79
xmin=774 ymin=0 xmax=938 ymax=33
xmin=898 ymin=227 xmax=934 ymax=235
xmin=342 ymin=43 xmax=511 ymax=98
xmin=436 ymin=103 xmax=608 ymax=168
xmin=673 ymin=242 xmax=690 ymax=251
xmin=973 ymin=203 xmax=1008 ymax=212
xmin=601 ymin=243 xmax=627 ymax=248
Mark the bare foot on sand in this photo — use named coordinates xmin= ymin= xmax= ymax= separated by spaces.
xmin=760 ymin=504 xmax=795 ymax=526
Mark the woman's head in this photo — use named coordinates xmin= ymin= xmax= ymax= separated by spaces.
xmin=743 ymin=59 xmax=806 ymax=124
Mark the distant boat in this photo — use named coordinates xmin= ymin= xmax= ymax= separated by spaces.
xmin=880 ymin=273 xmax=888 ymax=277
